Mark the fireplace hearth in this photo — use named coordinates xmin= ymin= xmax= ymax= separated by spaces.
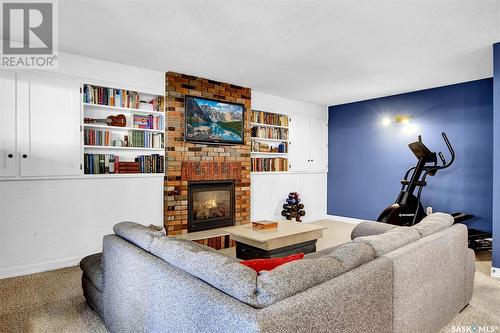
xmin=188 ymin=180 xmax=235 ymax=232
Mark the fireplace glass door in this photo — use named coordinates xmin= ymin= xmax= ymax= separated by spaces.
xmin=188 ymin=180 xmax=235 ymax=232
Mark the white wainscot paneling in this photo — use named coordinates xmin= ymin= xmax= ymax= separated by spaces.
xmin=251 ymin=173 xmax=327 ymax=223
xmin=0 ymin=177 xmax=163 ymax=278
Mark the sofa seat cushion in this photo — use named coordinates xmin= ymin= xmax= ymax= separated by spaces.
xmin=412 ymin=212 xmax=454 ymax=237
xmin=353 ymin=226 xmax=420 ymax=256
xmin=113 ymin=221 xmax=165 ymax=252
xmin=80 ymin=253 xmax=103 ymax=292
xmin=151 ymin=236 xmax=258 ymax=306
xmin=256 ymin=242 xmax=375 ymax=307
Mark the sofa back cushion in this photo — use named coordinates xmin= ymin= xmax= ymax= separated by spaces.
xmin=353 ymin=226 xmax=420 ymax=256
xmin=113 ymin=222 xmax=165 ymax=252
xmin=351 ymin=221 xmax=397 ymax=240
xmin=255 ymin=242 xmax=375 ymax=307
xmin=412 ymin=212 xmax=454 ymax=237
xmin=151 ymin=237 xmax=258 ymax=306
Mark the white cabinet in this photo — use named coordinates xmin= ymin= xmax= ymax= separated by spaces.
xmin=0 ymin=71 xmax=81 ymax=178
xmin=17 ymin=73 xmax=81 ymax=177
xmin=289 ymin=115 xmax=327 ymax=172
xmin=289 ymin=114 xmax=310 ymax=171
xmin=0 ymin=71 xmax=17 ymax=177
xmin=309 ymin=117 xmax=327 ymax=171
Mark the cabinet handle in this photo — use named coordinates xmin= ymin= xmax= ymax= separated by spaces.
xmin=7 ymin=154 xmax=13 ymax=158
xmin=22 ymin=154 xmax=27 ymax=158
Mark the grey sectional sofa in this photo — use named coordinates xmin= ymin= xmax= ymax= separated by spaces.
xmin=81 ymin=213 xmax=475 ymax=333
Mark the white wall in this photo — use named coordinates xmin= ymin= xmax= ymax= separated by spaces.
xmin=251 ymin=91 xmax=328 ymax=222
xmin=0 ymin=53 xmax=165 ymax=279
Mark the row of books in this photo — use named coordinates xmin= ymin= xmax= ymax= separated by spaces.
xmin=251 ymin=158 xmax=289 ymax=172
xmin=83 ymin=84 xmax=141 ymax=109
xmin=84 ymin=154 xmax=164 ymax=174
xmin=84 ymin=129 xmax=164 ymax=148
xmin=251 ymin=126 xmax=288 ymax=140
xmin=136 ymin=154 xmax=164 ymax=173
xmin=84 ymin=129 xmax=111 ymax=146
xmin=252 ymin=110 xmax=288 ymax=127
xmin=133 ymin=114 xmax=164 ymax=130
xmin=129 ymin=131 xmax=164 ymax=148
xmin=251 ymin=141 xmax=287 ymax=153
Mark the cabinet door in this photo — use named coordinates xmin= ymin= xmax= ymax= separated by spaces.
xmin=17 ymin=73 xmax=81 ymax=177
xmin=0 ymin=71 xmax=17 ymax=177
xmin=288 ymin=114 xmax=310 ymax=171
xmin=309 ymin=117 xmax=327 ymax=172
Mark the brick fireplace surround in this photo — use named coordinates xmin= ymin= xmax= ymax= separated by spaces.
xmin=164 ymin=72 xmax=251 ymax=249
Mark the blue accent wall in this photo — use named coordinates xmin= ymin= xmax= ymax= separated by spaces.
xmin=492 ymin=42 xmax=500 ymax=269
xmin=328 ymin=78 xmax=493 ymax=233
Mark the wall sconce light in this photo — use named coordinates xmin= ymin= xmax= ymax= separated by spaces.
xmin=381 ymin=114 xmax=413 ymax=127
xmin=394 ymin=114 xmax=412 ymax=124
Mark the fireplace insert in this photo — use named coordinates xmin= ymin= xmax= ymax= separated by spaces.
xmin=188 ymin=180 xmax=235 ymax=232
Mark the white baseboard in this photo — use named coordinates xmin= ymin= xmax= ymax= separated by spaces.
xmin=0 ymin=256 xmax=84 ymax=279
xmin=323 ymin=214 xmax=367 ymax=224
xmin=491 ymin=267 xmax=500 ymax=279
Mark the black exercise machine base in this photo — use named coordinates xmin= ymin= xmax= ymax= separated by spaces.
xmin=235 ymin=240 xmax=317 ymax=260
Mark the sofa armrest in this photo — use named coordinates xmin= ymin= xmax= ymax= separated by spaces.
xmin=465 ymin=248 xmax=475 ymax=304
xmin=256 ymin=257 xmax=394 ymax=333
xmin=351 ymin=221 xmax=396 ymax=240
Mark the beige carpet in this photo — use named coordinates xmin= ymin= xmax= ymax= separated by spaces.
xmin=1 ymin=220 xmax=499 ymax=333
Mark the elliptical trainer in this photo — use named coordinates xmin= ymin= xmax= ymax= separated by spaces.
xmin=377 ymin=132 xmax=455 ymax=226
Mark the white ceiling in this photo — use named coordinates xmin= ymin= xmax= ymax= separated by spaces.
xmin=58 ymin=0 xmax=500 ymax=106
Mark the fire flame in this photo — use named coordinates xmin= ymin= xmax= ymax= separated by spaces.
xmin=204 ymin=197 xmax=217 ymax=209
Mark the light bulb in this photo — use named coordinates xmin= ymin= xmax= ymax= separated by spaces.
xmin=381 ymin=117 xmax=391 ymax=127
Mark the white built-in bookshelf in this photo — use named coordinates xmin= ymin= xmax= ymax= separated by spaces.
xmin=250 ymin=110 xmax=290 ymax=173
xmin=82 ymin=84 xmax=165 ymax=176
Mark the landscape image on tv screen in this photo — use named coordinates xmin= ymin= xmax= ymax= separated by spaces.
xmin=185 ymin=96 xmax=244 ymax=144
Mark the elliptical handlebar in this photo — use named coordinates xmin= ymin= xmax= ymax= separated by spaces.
xmin=439 ymin=132 xmax=455 ymax=169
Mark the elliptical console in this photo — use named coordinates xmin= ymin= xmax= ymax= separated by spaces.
xmin=377 ymin=132 xmax=455 ymax=226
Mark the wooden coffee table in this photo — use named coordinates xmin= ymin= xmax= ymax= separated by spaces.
xmin=227 ymin=221 xmax=326 ymax=259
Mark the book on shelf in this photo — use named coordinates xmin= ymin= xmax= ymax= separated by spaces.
xmin=84 ymin=153 xmax=164 ymax=174
xmin=251 ymin=157 xmax=288 ymax=172
xmin=251 ymin=126 xmax=288 ymax=140
xmin=84 ymin=129 xmax=111 ymax=146
xmin=133 ymin=114 xmax=164 ymax=130
xmin=128 ymin=131 xmax=164 ymax=148
xmin=252 ymin=110 xmax=288 ymax=127
xmin=251 ymin=141 xmax=287 ymax=153
xmin=83 ymin=84 xmax=164 ymax=111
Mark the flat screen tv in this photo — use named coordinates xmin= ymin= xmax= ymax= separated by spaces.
xmin=185 ymin=95 xmax=245 ymax=144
